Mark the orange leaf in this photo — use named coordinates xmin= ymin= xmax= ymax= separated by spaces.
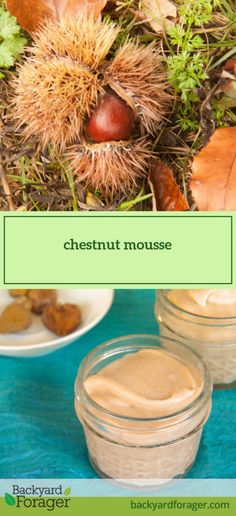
xmin=54 ymin=0 xmax=108 ymax=19
xmin=149 ymin=159 xmax=189 ymax=211
xmin=216 ymin=58 xmax=236 ymax=104
xmin=6 ymin=0 xmax=55 ymax=33
xmin=6 ymin=0 xmax=108 ymax=33
xmin=224 ymin=58 xmax=236 ymax=75
xmin=190 ymin=126 xmax=236 ymax=210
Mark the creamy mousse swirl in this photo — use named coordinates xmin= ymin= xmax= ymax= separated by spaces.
xmin=168 ymin=290 xmax=236 ymax=317
xmin=84 ymin=349 xmax=203 ymax=418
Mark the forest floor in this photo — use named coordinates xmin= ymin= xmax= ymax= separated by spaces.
xmin=1 ymin=0 xmax=236 ymax=211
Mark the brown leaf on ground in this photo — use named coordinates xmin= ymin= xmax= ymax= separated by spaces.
xmin=224 ymin=58 xmax=236 ymax=74
xmin=216 ymin=57 xmax=236 ymax=102
xmin=6 ymin=0 xmax=107 ymax=33
xmin=6 ymin=0 xmax=55 ymax=33
xmin=142 ymin=0 xmax=177 ymax=33
xmin=55 ymin=0 xmax=108 ymax=19
xmin=190 ymin=126 xmax=236 ymax=210
xmin=149 ymin=159 xmax=189 ymax=211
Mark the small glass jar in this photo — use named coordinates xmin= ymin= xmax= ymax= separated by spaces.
xmin=75 ymin=334 xmax=211 ymax=484
xmin=155 ymin=290 xmax=236 ymax=388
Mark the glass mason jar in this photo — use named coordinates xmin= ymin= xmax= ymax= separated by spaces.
xmin=155 ymin=290 xmax=236 ymax=388
xmin=74 ymin=334 xmax=211 ymax=485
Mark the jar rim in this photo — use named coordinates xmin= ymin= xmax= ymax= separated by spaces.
xmin=157 ymin=290 xmax=236 ymax=324
xmin=75 ymin=333 xmax=212 ymax=425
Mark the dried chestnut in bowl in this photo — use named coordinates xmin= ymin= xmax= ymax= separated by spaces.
xmin=15 ymin=296 xmax=32 ymax=311
xmin=27 ymin=289 xmax=57 ymax=314
xmin=42 ymin=303 xmax=82 ymax=337
xmin=9 ymin=289 xmax=29 ymax=297
xmin=0 ymin=302 xmax=32 ymax=334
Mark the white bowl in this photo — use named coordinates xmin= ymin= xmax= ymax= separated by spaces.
xmin=0 ymin=289 xmax=114 ymax=357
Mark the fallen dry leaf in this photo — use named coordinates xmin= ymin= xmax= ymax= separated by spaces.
xmin=190 ymin=126 xmax=236 ymax=210
xmin=224 ymin=58 xmax=236 ymax=75
xmin=6 ymin=0 xmax=55 ymax=33
xmin=216 ymin=57 xmax=236 ymax=104
xmin=149 ymin=159 xmax=189 ymax=211
xmin=57 ymin=0 xmax=108 ymax=19
xmin=6 ymin=0 xmax=107 ymax=32
xmin=142 ymin=0 xmax=177 ymax=33
xmin=219 ymin=79 xmax=236 ymax=103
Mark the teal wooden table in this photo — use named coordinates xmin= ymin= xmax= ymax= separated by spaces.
xmin=0 ymin=290 xmax=235 ymax=479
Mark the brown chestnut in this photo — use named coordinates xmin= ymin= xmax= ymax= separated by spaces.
xmin=86 ymin=92 xmax=135 ymax=143
xmin=0 ymin=302 xmax=32 ymax=334
xmin=27 ymin=289 xmax=57 ymax=314
xmin=42 ymin=303 xmax=82 ymax=337
xmin=9 ymin=289 xmax=29 ymax=297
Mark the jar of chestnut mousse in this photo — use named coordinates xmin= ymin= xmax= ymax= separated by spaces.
xmin=155 ymin=290 xmax=236 ymax=388
xmin=75 ymin=335 xmax=212 ymax=485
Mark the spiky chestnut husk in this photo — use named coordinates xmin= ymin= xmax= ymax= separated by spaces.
xmin=69 ymin=139 xmax=154 ymax=199
xmin=13 ymin=58 xmax=103 ymax=151
xmin=12 ymin=13 xmax=119 ymax=151
xmin=33 ymin=12 xmax=119 ymax=69
xmin=106 ymin=41 xmax=170 ymax=135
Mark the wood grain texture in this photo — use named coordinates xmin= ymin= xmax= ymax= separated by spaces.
xmin=0 ymin=290 xmax=235 ymax=478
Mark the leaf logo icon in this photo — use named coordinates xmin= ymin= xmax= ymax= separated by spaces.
xmin=64 ymin=487 xmax=71 ymax=496
xmin=5 ymin=493 xmax=16 ymax=506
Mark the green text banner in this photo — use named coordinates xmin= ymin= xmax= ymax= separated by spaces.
xmin=0 ymin=212 xmax=234 ymax=288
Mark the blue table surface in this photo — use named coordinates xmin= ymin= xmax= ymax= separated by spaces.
xmin=0 ymin=290 xmax=235 ymax=479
